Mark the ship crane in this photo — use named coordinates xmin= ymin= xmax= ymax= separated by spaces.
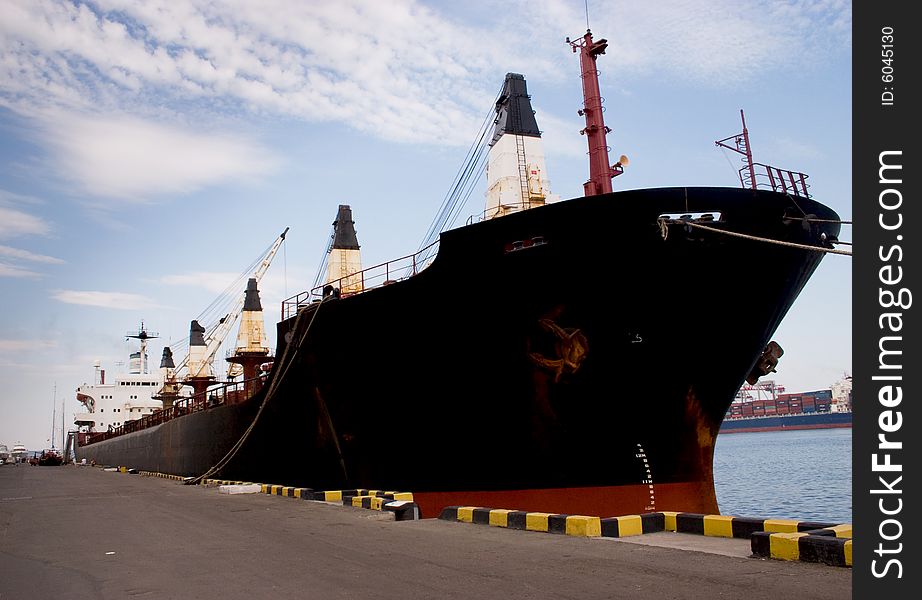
xmin=161 ymin=228 xmax=288 ymax=400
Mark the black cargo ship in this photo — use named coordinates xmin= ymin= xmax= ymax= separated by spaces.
xmin=76 ymin=31 xmax=842 ymax=518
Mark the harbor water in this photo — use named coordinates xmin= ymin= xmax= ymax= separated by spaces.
xmin=713 ymin=428 xmax=852 ymax=524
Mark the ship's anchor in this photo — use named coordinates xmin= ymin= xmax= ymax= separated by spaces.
xmin=746 ymin=341 xmax=783 ymax=385
xmin=528 ymin=318 xmax=589 ymax=382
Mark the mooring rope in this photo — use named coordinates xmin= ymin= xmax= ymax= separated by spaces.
xmin=657 ymin=218 xmax=852 ymax=256
xmin=786 ymin=217 xmax=853 ymax=225
xmin=186 ymin=296 xmax=329 ymax=485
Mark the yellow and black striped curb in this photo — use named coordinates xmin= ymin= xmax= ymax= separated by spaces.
xmin=438 ymin=506 xmax=664 ymax=538
xmin=138 ymin=470 xmax=189 ymax=481
xmin=201 ymin=479 xmax=420 ymax=520
xmin=751 ymin=532 xmax=852 ymax=567
xmin=439 ymin=506 xmax=852 ymax=548
xmin=661 ymin=512 xmax=850 ymax=540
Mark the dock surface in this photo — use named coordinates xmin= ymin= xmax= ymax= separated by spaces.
xmin=1 ymin=465 xmax=850 ymax=599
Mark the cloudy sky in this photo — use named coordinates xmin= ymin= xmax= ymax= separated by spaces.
xmin=0 ymin=0 xmax=851 ymax=451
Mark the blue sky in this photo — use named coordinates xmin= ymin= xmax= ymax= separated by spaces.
xmin=0 ymin=0 xmax=851 ymax=451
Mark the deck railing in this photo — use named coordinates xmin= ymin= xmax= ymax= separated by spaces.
xmin=281 ymin=239 xmax=440 ymax=320
xmin=80 ymin=376 xmax=264 ymax=446
xmin=743 ymin=163 xmax=811 ymax=198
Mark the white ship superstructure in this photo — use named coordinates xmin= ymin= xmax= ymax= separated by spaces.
xmin=74 ymin=324 xmax=164 ymax=433
xmin=10 ymin=442 xmax=28 ymax=463
xmin=830 ymin=374 xmax=853 ymax=412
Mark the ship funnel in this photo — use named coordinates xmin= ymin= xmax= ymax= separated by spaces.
xmin=489 ymin=73 xmax=541 ymax=147
xmin=327 ymin=205 xmax=363 ymax=295
xmin=331 ymin=205 xmax=360 ymax=250
xmin=189 ymin=320 xmax=206 ymax=346
xmin=243 ymin=277 xmax=262 ymax=311
xmin=227 ymin=278 xmax=271 ymax=394
xmin=156 ymin=346 xmax=181 ymax=408
xmin=484 ymin=73 xmax=558 ymax=221
xmin=186 ymin=319 xmax=212 ymax=380
xmin=160 ymin=346 xmax=175 ymax=369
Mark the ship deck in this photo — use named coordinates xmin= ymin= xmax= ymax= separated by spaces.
xmin=0 ymin=464 xmax=850 ymax=599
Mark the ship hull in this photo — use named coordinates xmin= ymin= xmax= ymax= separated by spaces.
xmin=720 ymin=411 xmax=852 ymax=434
xmin=78 ymin=187 xmax=840 ymax=518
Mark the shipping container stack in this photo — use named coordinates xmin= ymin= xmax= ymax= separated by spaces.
xmin=725 ymin=388 xmax=834 ymax=419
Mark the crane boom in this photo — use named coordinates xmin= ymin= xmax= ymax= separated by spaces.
xmin=176 ymin=227 xmax=288 ymax=378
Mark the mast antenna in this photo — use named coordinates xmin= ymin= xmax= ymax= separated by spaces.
xmin=584 ymin=0 xmax=590 ymax=30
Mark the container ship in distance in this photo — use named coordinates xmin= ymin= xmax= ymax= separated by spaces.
xmin=76 ymin=30 xmax=845 ymax=518
xmin=720 ymin=377 xmax=853 ymax=433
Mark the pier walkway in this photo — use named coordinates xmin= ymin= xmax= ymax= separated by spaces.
xmin=0 ymin=465 xmax=849 ymax=599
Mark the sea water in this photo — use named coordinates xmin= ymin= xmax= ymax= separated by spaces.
xmin=712 ymin=428 xmax=852 ymax=524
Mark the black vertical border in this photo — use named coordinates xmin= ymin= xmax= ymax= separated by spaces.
xmin=854 ymin=1 xmax=919 ymax=596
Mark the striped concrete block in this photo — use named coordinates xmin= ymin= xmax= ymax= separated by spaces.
xmin=752 ymin=532 xmax=852 ymax=567
xmin=382 ymin=500 xmax=420 ymax=521
xmin=601 ymin=513 xmax=664 ymax=537
xmin=340 ymin=491 xmax=408 ymax=503
xmin=438 ymin=507 xmax=604 ymax=538
xmin=488 ymin=509 xmax=514 ymax=527
xmin=506 ymin=511 xmax=529 ymax=530
xmin=349 ymin=495 xmax=387 ymax=510
xmin=661 ymin=511 xmax=679 ymax=531
xmin=312 ymin=490 xmax=344 ymax=502
xmin=763 ymin=518 xmax=801 ymax=533
xmin=565 ymin=516 xmax=602 ymax=537
xmin=665 ymin=512 xmax=844 ymax=539
xmin=293 ymin=487 xmax=312 ymax=499
xmin=337 ymin=494 xmax=418 ymax=519
xmin=526 ymin=512 xmax=552 ymax=532
xmin=803 ymin=524 xmax=852 ymax=539
xmin=457 ymin=506 xmax=478 ymax=523
xmin=140 ymin=471 xmax=187 ymax=481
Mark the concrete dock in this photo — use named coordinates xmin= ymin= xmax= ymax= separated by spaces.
xmin=1 ymin=465 xmax=850 ymax=599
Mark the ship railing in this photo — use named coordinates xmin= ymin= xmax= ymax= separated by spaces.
xmin=740 ymin=163 xmax=811 ymax=198
xmin=465 ymin=200 xmax=545 ymax=225
xmin=224 ymin=347 xmax=275 ymax=360
xmin=80 ymin=377 xmax=265 ymax=446
xmin=280 ymin=239 xmax=440 ymax=320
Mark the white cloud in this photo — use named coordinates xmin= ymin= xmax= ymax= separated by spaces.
xmin=0 ymin=339 xmax=58 ymax=352
xmin=0 ymin=262 xmax=42 ymax=278
xmin=52 ymin=290 xmax=164 ymax=310
xmin=0 ymin=0 xmax=851 ymax=199
xmin=588 ymin=0 xmax=850 ymax=84
xmin=0 ymin=206 xmax=52 ymax=239
xmin=159 ymin=271 xmax=243 ymax=295
xmin=0 ymin=189 xmax=45 ymax=206
xmin=0 ymin=1 xmax=852 ymax=118
xmin=0 ymin=244 xmax=64 ymax=264
xmin=42 ymin=112 xmax=280 ymax=199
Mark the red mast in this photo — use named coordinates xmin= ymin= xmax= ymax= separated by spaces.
xmin=567 ymin=30 xmax=625 ymax=196
xmin=715 ymin=109 xmax=757 ymax=190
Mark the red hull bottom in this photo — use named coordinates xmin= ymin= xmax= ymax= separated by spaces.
xmin=412 ymin=481 xmax=719 ymax=519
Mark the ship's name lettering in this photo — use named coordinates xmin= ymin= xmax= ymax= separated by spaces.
xmin=871 ymin=150 xmax=907 ymax=580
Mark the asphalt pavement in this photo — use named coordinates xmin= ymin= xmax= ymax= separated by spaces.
xmin=0 ymin=464 xmax=850 ymax=599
